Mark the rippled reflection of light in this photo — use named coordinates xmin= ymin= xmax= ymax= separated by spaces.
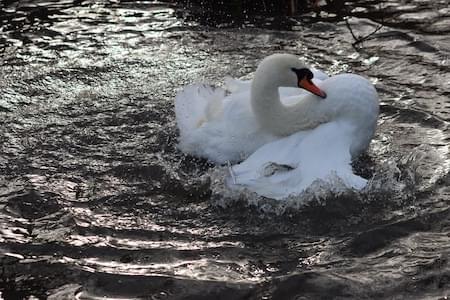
xmin=60 ymin=256 xmax=264 ymax=283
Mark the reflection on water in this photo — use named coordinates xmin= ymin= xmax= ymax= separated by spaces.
xmin=0 ymin=0 xmax=449 ymax=299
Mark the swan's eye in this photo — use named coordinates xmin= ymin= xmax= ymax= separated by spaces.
xmin=291 ymin=68 xmax=314 ymax=81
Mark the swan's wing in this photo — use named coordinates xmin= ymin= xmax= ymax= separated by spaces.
xmin=175 ymin=84 xmax=275 ymax=164
xmin=224 ymin=77 xmax=252 ymax=93
xmin=311 ymin=67 xmax=329 ymax=81
xmin=229 ymin=120 xmax=367 ymax=199
xmin=175 ymin=84 xmax=225 ymax=136
xmin=175 ymin=84 xmax=230 ymax=162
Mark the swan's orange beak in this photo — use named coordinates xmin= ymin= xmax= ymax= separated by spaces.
xmin=299 ymin=78 xmax=327 ymax=98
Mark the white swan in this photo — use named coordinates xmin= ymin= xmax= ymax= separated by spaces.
xmin=175 ymin=54 xmax=379 ymax=199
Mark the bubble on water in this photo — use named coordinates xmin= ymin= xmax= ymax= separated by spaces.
xmin=362 ymin=56 xmax=379 ymax=66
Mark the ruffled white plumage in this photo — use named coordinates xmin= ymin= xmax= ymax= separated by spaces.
xmin=175 ymin=82 xmax=274 ymax=164
xmin=175 ymin=55 xmax=378 ymax=200
xmin=229 ymin=120 xmax=366 ymax=199
xmin=175 ymin=69 xmax=327 ymax=164
xmin=229 ymin=74 xmax=378 ymax=199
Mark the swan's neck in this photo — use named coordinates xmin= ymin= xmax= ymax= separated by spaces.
xmin=251 ymin=80 xmax=325 ymax=136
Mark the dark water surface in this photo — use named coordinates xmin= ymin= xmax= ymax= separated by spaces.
xmin=0 ymin=0 xmax=449 ymax=299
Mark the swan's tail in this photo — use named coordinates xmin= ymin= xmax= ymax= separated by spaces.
xmin=175 ymin=84 xmax=225 ymax=136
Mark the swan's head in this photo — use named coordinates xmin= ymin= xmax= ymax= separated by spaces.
xmin=255 ymin=53 xmax=327 ymax=98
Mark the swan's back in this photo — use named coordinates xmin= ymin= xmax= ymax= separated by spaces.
xmin=318 ymin=74 xmax=378 ymax=120
xmin=317 ymin=74 xmax=379 ymax=156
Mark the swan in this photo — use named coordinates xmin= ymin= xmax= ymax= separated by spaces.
xmin=175 ymin=53 xmax=379 ymax=199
